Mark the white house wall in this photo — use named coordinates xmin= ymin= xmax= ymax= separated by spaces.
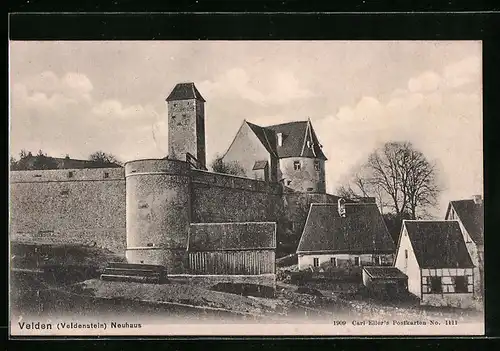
xmin=298 ymin=253 xmax=394 ymax=270
xmin=394 ymin=227 xmax=421 ymax=298
xmin=222 ymin=122 xmax=273 ymax=180
xmin=420 ymin=268 xmax=474 ymax=308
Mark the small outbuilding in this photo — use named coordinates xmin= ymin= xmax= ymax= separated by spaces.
xmin=187 ymin=222 xmax=276 ymax=276
xmin=362 ymin=266 xmax=408 ymax=299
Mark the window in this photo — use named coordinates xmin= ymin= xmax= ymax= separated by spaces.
xmin=146 ymin=243 xmax=154 ymax=247
xmin=104 ymin=172 xmax=109 ymax=178
xmin=286 ymin=180 xmax=292 ymax=186
xmin=354 ymin=257 xmax=360 ymax=266
xmin=314 ymin=161 xmax=320 ymax=171
xmin=405 ymin=249 xmax=408 ymax=259
xmin=60 ymin=189 xmax=69 ymax=196
xmin=313 ymin=258 xmax=319 ymax=267
xmin=68 ymin=171 xmax=74 ymax=178
xmin=330 ymin=257 xmax=337 ymax=266
xmin=454 ymin=276 xmax=468 ymax=293
xmin=293 ymin=161 xmax=301 ymax=170
xmin=429 ymin=276 xmax=442 ymax=293
xmin=307 ymin=187 xmax=314 ymax=192
xmin=277 ymin=133 xmax=283 ymax=146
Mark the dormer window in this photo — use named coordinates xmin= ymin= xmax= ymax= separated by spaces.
xmin=277 ymin=133 xmax=283 ymax=147
xmin=306 ymin=140 xmax=311 ymax=148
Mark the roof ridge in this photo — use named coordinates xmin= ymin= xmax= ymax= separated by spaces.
xmin=266 ymin=120 xmax=308 ymax=128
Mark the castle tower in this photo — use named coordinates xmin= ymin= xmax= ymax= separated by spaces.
xmin=166 ymin=82 xmax=206 ymax=167
xmin=125 ymin=159 xmax=191 ymax=273
xmin=270 ymin=119 xmax=327 ymax=193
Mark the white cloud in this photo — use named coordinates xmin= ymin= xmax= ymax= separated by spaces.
xmin=198 ymin=67 xmax=313 ymax=106
xmin=62 ymin=72 xmax=94 ymax=94
xmin=443 ymin=56 xmax=481 ymax=88
xmin=408 ymin=71 xmax=441 ymax=93
xmin=317 ymin=61 xmax=482 ymax=215
xmin=10 ymin=71 xmax=165 ymax=162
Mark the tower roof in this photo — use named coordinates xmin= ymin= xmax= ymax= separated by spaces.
xmin=245 ymin=120 xmax=327 ymax=160
xmin=166 ymin=82 xmax=206 ymax=102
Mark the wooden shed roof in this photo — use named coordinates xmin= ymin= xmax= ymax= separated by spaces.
xmin=188 ymin=222 xmax=277 ymax=251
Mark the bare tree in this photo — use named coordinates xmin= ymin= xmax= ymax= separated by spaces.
xmin=19 ymin=149 xmax=31 ymax=159
xmin=210 ymin=154 xmax=246 ymax=176
xmin=337 ymin=165 xmax=390 ymax=214
xmin=337 ymin=141 xmax=441 ymax=219
xmin=89 ymin=151 xmax=121 ymax=166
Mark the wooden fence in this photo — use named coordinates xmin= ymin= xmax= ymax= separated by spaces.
xmin=188 ymin=250 xmax=275 ymax=275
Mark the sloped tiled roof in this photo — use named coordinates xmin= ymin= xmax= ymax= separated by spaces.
xmin=297 ymin=203 xmax=395 ymax=254
xmin=403 ymin=221 xmax=474 ymax=269
xmin=188 ymin=222 xmax=276 ymax=251
xmin=245 ymin=120 xmax=327 ymax=160
xmin=54 ymin=157 xmax=122 ymax=169
xmin=363 ymin=266 xmax=408 ymax=280
xmin=246 ymin=122 xmax=278 ymax=157
xmin=12 ymin=155 xmax=122 ymax=170
xmin=448 ymin=200 xmax=484 ymax=244
xmin=166 ymin=82 xmax=206 ymax=102
xmin=266 ymin=121 xmax=327 ymax=160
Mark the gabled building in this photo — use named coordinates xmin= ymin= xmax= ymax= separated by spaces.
xmin=296 ymin=200 xmax=395 ymax=270
xmin=445 ymin=195 xmax=484 ymax=299
xmin=394 ymin=220 xmax=475 ymax=308
xmin=187 ymin=222 xmax=276 ymax=277
xmin=222 ymin=119 xmax=327 ymax=193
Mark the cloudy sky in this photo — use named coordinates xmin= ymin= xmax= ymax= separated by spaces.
xmin=9 ymin=41 xmax=482 ymax=216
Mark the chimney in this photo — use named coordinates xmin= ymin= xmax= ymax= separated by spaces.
xmin=338 ymin=198 xmax=346 ymax=217
xmin=472 ymin=194 xmax=482 ymax=205
xmin=277 ymin=133 xmax=283 ymax=147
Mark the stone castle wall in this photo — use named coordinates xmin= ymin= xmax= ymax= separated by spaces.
xmin=190 ymin=170 xmax=282 ymax=223
xmin=9 ymin=168 xmax=126 ymax=253
xmin=9 ymin=164 xmax=292 ymax=256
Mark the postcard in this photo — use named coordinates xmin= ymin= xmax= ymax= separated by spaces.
xmin=9 ymin=40 xmax=484 ymax=336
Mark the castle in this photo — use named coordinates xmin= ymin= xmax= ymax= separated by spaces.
xmin=10 ymin=82 xmax=344 ymax=274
